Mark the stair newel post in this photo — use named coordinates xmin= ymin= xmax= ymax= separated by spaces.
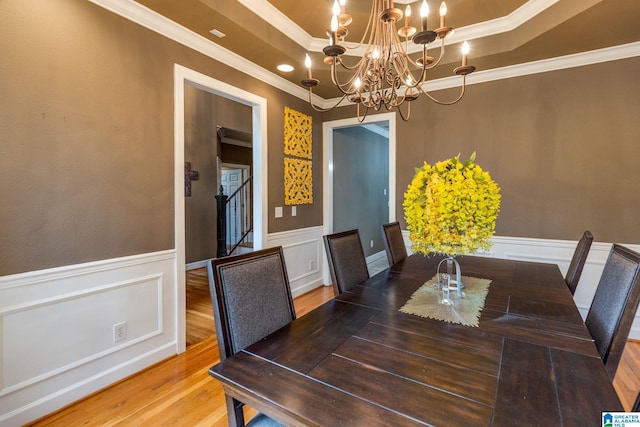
xmin=215 ymin=186 xmax=228 ymax=257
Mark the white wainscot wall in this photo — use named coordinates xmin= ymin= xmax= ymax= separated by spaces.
xmin=3 ymin=231 xmax=639 ymax=426
xmin=0 ymin=250 xmax=178 ymax=426
xmin=267 ymin=226 xmax=326 ymax=298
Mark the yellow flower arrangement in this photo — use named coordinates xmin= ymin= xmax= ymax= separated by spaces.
xmin=403 ymin=152 xmax=501 ymax=257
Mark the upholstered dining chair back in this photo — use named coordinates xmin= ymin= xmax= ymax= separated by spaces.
xmin=324 ymin=229 xmax=369 ymax=295
xmin=208 ymin=246 xmax=296 ymax=359
xmin=207 ymin=246 xmax=294 ymax=427
xmin=381 ymin=221 xmax=408 ymax=266
xmin=565 ymin=230 xmax=594 ymax=295
xmin=585 ymin=244 xmax=640 ymax=380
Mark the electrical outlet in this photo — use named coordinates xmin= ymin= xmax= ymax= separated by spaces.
xmin=309 ymin=260 xmax=315 ymax=271
xmin=370 ymin=240 xmax=374 ymax=247
xmin=113 ymin=321 xmax=127 ymax=343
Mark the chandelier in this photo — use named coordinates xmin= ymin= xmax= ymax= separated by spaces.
xmin=301 ymin=0 xmax=476 ymax=121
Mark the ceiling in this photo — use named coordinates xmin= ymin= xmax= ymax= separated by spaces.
xmin=134 ymin=0 xmax=640 ymax=100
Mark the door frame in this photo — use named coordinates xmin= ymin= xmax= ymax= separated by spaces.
xmin=322 ymin=112 xmax=396 ymax=283
xmin=173 ymin=64 xmax=267 ymax=353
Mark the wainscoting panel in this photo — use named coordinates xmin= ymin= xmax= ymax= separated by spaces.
xmin=267 ymin=226 xmax=325 ymax=297
xmin=0 ymin=250 xmax=177 ymax=426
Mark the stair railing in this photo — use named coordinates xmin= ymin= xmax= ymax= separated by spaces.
xmin=215 ymin=176 xmax=253 ymax=257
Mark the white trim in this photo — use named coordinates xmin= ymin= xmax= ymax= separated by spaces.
xmin=366 ymin=250 xmax=388 ymax=265
xmin=186 ymin=260 xmax=207 ymax=271
xmin=323 ymin=42 xmax=640 ymax=107
xmin=322 ymin=112 xmax=396 ymax=284
xmin=236 ymin=0 xmax=314 ymax=49
xmin=234 ymin=0 xmax=561 ymax=55
xmin=174 ymin=64 xmax=268 ymax=354
xmin=89 ymin=0 xmax=640 ymax=111
xmin=88 ymin=0 xmax=316 ymax=104
xmin=0 ymin=249 xmax=175 ymax=289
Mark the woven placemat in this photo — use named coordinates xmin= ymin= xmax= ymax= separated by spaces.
xmin=399 ymin=275 xmax=492 ymax=327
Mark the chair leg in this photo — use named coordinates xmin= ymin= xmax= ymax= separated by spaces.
xmin=225 ymin=394 xmax=245 ymax=427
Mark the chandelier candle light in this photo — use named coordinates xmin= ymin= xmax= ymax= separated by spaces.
xmin=301 ymin=0 xmax=476 ymax=121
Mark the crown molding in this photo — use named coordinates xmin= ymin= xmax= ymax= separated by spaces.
xmin=320 ymin=41 xmax=640 ymax=109
xmin=238 ymin=0 xmax=561 ymax=54
xmin=88 ymin=0 xmax=316 ymax=103
xmin=90 ymin=0 xmax=640 ymax=111
xmin=306 ymin=0 xmax=560 ymax=56
xmin=236 ymin=0 xmax=314 ymax=48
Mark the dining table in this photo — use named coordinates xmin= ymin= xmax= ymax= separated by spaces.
xmin=209 ymin=253 xmax=624 ymax=426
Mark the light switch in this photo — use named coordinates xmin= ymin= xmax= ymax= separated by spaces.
xmin=275 ymin=206 xmax=283 ymax=218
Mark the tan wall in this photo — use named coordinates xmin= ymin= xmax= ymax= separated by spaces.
xmin=323 ymin=57 xmax=640 ymax=244
xmin=2 ymin=0 xmax=638 ymax=276
xmin=0 ymin=0 xmax=322 ymax=276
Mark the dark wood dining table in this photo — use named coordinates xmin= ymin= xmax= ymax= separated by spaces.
xmin=210 ymin=254 xmax=623 ymax=426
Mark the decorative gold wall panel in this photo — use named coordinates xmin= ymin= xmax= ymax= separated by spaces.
xmin=284 ymin=106 xmax=312 ymax=159
xmin=284 ymin=158 xmax=313 ymax=205
xmin=283 ymin=107 xmax=313 ymax=205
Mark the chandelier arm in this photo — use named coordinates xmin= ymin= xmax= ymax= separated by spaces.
xmin=329 ymin=61 xmax=360 ymax=96
xmin=336 ymin=57 xmax=367 ymax=71
xmin=416 ymin=76 xmax=468 ymax=106
xmin=407 ymin=46 xmax=431 ymax=87
xmin=306 ymin=89 xmax=350 ymax=112
xmin=397 ymin=100 xmax=411 ymax=121
xmin=390 ymin=48 xmax=413 ymax=88
xmin=424 ymin=39 xmax=448 ymax=71
xmin=342 ymin=0 xmax=377 ymax=51
xmin=356 ymin=102 xmax=370 ymax=123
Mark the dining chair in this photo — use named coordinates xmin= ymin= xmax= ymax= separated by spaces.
xmin=381 ymin=221 xmax=408 ymax=266
xmin=323 ymin=229 xmax=369 ymax=295
xmin=565 ymin=230 xmax=594 ymax=295
xmin=585 ymin=244 xmax=640 ymax=380
xmin=207 ymin=246 xmax=295 ymax=427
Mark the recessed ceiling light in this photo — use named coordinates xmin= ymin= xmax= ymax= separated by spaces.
xmin=277 ymin=64 xmax=294 ymax=73
xmin=209 ymin=29 xmax=225 ymax=38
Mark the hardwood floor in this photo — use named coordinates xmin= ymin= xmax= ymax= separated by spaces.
xmin=185 ymin=267 xmax=215 ymax=347
xmin=28 ymin=268 xmax=639 ymax=426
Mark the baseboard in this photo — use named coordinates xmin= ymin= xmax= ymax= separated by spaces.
xmin=186 ymin=260 xmax=207 ymax=270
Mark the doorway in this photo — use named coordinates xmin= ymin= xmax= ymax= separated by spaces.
xmin=322 ymin=112 xmax=396 ymax=284
xmin=173 ymin=64 xmax=267 ymax=354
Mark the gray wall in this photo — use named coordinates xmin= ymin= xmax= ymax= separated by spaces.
xmin=333 ymin=126 xmax=389 ymax=257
